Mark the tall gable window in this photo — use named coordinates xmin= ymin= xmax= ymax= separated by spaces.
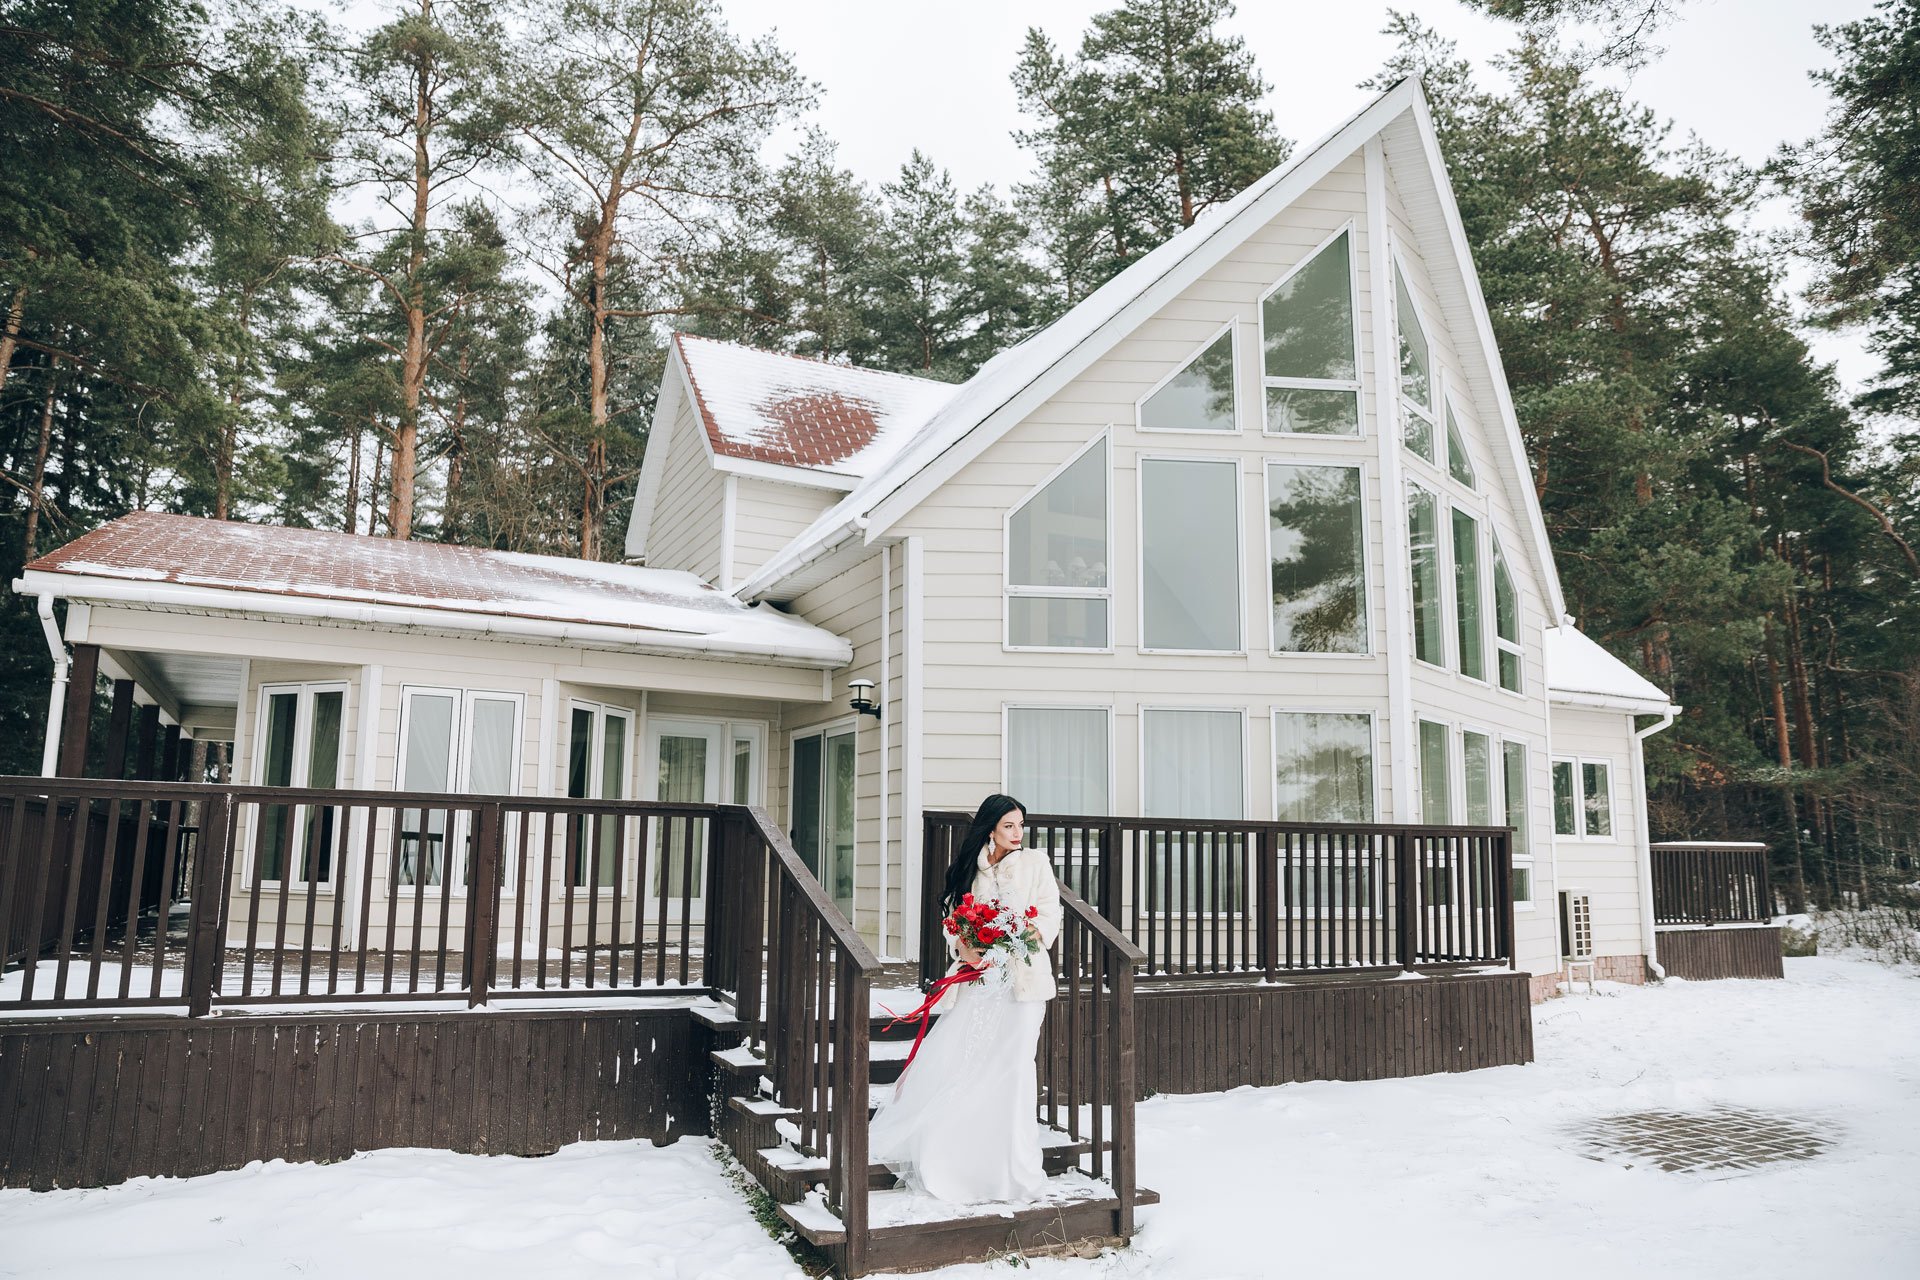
xmin=1452 ymin=507 xmax=1486 ymax=682
xmin=1493 ymin=543 xmax=1523 ymax=692
xmin=1141 ymin=457 xmax=1242 ymax=652
xmin=1445 ymin=401 xmax=1476 ymax=487
xmin=1140 ymin=327 xmax=1237 ymax=432
xmin=1408 ymin=483 xmax=1444 ymax=665
xmin=1267 ymin=462 xmax=1367 ymax=654
xmin=1395 ymin=264 xmax=1435 ymax=460
xmin=1260 ymin=228 xmax=1360 ymax=436
xmin=1007 ymin=435 xmax=1109 ymax=649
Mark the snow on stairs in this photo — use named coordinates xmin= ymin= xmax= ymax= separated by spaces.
xmin=710 ymin=1011 xmax=1155 ymax=1274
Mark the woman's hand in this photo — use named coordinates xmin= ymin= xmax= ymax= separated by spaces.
xmin=956 ymin=942 xmax=984 ymax=967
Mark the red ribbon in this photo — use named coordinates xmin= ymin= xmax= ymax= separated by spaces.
xmin=882 ymin=964 xmax=985 ymax=1078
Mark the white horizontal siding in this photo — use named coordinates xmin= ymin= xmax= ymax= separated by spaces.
xmin=732 ymin=477 xmax=835 ymax=585
xmin=646 ymin=396 xmax=725 ymax=581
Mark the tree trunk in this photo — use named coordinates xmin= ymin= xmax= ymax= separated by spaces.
xmin=388 ymin=0 xmax=436 ymax=541
xmin=344 ymin=415 xmax=364 ymax=534
xmin=21 ymin=366 xmax=57 ymax=558
xmin=446 ymin=346 xmax=470 ymax=538
xmin=370 ymin=440 xmax=386 ymax=535
xmin=0 ymin=283 xmax=26 ymax=400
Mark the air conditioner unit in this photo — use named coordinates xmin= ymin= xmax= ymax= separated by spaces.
xmin=1559 ymin=889 xmax=1596 ymax=993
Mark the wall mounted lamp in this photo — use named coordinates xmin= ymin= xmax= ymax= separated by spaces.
xmin=848 ymin=678 xmax=881 ymax=719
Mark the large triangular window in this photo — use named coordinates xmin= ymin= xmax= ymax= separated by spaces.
xmin=1396 ymin=263 xmax=1435 ymax=461
xmin=1260 ymin=228 xmax=1360 ymax=436
xmin=1140 ymin=327 xmax=1237 ymax=432
xmin=1006 ymin=435 xmax=1110 ymax=649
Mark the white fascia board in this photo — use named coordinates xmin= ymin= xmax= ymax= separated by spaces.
xmin=1406 ymin=91 xmax=1567 ymax=623
xmin=863 ymin=79 xmax=1425 ymax=535
xmin=1549 ymin=688 xmax=1681 ymax=716
xmin=711 ymin=453 xmax=860 ymax=491
xmin=16 ymin=570 xmax=853 ymax=670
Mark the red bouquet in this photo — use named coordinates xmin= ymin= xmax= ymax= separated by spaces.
xmin=943 ymin=892 xmax=1043 ymax=965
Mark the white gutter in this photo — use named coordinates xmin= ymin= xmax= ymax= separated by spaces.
xmin=1632 ymin=707 xmax=1678 ymax=980
xmin=1550 ymin=690 xmax=1679 ymax=716
xmin=734 ymin=514 xmax=868 ymax=603
xmin=14 ymin=571 xmax=851 ymax=670
xmin=34 ymin=592 xmax=67 ymax=777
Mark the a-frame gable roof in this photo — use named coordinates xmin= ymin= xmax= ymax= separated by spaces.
xmin=733 ymin=79 xmax=1565 ymax=623
xmin=624 ymin=335 xmax=955 ymax=561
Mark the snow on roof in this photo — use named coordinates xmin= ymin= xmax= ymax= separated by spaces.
xmin=23 ymin=512 xmax=850 ymax=666
xmin=1545 ymin=626 xmax=1674 ymax=710
xmin=675 ymin=333 xmax=957 ymax=479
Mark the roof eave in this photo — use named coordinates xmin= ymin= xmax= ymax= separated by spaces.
xmin=16 ymin=569 xmax=853 ymax=670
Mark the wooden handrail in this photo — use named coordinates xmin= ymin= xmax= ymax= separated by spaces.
xmin=740 ymin=805 xmax=881 ymax=974
xmin=1059 ymin=881 xmax=1145 ymax=964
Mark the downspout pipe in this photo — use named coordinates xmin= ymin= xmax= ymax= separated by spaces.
xmin=1633 ymin=707 xmax=1679 ymax=980
xmin=35 ymin=592 xmax=67 ymax=777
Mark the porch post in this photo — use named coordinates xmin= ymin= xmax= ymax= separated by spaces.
xmin=101 ymin=679 xmax=135 ymax=779
xmin=133 ymin=703 xmax=161 ymax=780
xmin=56 ymin=642 xmax=100 ymax=777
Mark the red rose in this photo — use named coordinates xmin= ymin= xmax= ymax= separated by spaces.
xmin=1025 ymin=906 xmax=1038 ymax=918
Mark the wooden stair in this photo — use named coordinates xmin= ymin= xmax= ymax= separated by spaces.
xmin=711 ymin=1012 xmax=1154 ymax=1274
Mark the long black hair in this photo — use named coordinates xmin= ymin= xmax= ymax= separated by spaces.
xmin=941 ymin=793 xmax=1027 ymax=916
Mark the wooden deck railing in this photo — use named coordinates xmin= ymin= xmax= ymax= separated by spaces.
xmin=922 ymin=812 xmax=1516 ymax=986
xmin=0 ymin=776 xmax=759 ymax=1013
xmin=724 ymin=805 xmax=881 ymax=1273
xmin=1041 ymin=883 xmax=1145 ymax=1235
xmin=1650 ymin=841 xmax=1772 ymax=926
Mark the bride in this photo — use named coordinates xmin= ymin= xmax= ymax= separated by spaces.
xmin=869 ymin=794 xmax=1061 ymax=1204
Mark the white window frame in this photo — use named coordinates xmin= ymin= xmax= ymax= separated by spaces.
xmin=393 ymin=685 xmax=528 ymax=894
xmin=1551 ymin=755 xmax=1618 ymax=841
xmin=1000 ymin=702 xmax=1116 ymax=817
xmin=788 ymin=716 xmax=860 ymax=910
xmin=1263 ymin=458 xmax=1373 ymax=659
xmin=562 ymin=697 xmax=637 ymax=891
xmin=249 ymin=679 xmax=350 ymax=889
xmin=1407 ymin=479 xmax=1449 ymax=673
xmin=1269 ymin=707 xmax=1382 ymax=824
xmin=1258 ymin=221 xmax=1365 ymax=438
xmin=1450 ymin=499 xmax=1492 ymax=688
xmin=1490 ymin=534 xmax=1527 ymax=698
xmin=1136 ymin=452 xmax=1246 ymax=656
xmin=1442 ymin=391 xmax=1478 ymax=490
xmin=1135 ymin=319 xmax=1243 ymax=436
xmin=1269 ymin=707 xmax=1383 ymax=918
xmin=1138 ymin=704 xmax=1251 ymax=821
xmin=1002 ymin=429 xmax=1115 ymax=654
xmin=1392 ymin=245 xmax=1439 ymax=463
xmin=1499 ymin=736 xmax=1536 ymax=910
xmin=1415 ymin=716 xmax=1455 ymax=825
xmin=649 ymin=715 xmax=768 ymax=806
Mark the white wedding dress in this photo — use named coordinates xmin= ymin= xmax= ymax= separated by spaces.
xmin=867 ymin=966 xmax=1049 ymax=1204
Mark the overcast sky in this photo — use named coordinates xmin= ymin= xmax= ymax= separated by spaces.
xmin=334 ymin=0 xmax=1884 ymax=399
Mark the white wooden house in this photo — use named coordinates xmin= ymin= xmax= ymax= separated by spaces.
xmin=12 ymin=79 xmax=1678 ymax=1000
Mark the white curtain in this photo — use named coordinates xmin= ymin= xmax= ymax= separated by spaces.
xmin=467 ymin=697 xmax=516 ymax=795
xmin=1142 ymin=710 xmax=1244 ymax=819
xmin=1007 ymin=707 xmax=1109 ymax=815
xmin=399 ymin=692 xmax=455 ymax=885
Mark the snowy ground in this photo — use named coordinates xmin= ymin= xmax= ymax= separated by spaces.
xmin=3 ymin=956 xmax=1916 ymax=1279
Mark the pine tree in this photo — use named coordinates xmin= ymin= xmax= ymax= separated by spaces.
xmin=1011 ymin=0 xmax=1290 ymax=301
xmin=331 ymin=0 xmax=511 ymax=540
xmin=1775 ymin=0 xmax=1920 ymax=419
xmin=506 ymin=0 xmax=808 ymax=558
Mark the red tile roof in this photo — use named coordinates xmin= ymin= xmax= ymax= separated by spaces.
xmin=673 ymin=334 xmax=955 ymax=477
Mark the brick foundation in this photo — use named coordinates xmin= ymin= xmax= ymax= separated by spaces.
xmin=1528 ymin=954 xmax=1650 ymax=1002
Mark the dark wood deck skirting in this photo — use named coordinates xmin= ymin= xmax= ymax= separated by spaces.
xmin=0 ymin=1004 xmax=711 ymax=1191
xmin=1657 ymin=925 xmax=1785 ymax=981
xmin=1128 ymin=970 xmax=1533 ymax=1093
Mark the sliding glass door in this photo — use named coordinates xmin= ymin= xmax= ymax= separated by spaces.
xmin=790 ymin=724 xmax=856 ymax=916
